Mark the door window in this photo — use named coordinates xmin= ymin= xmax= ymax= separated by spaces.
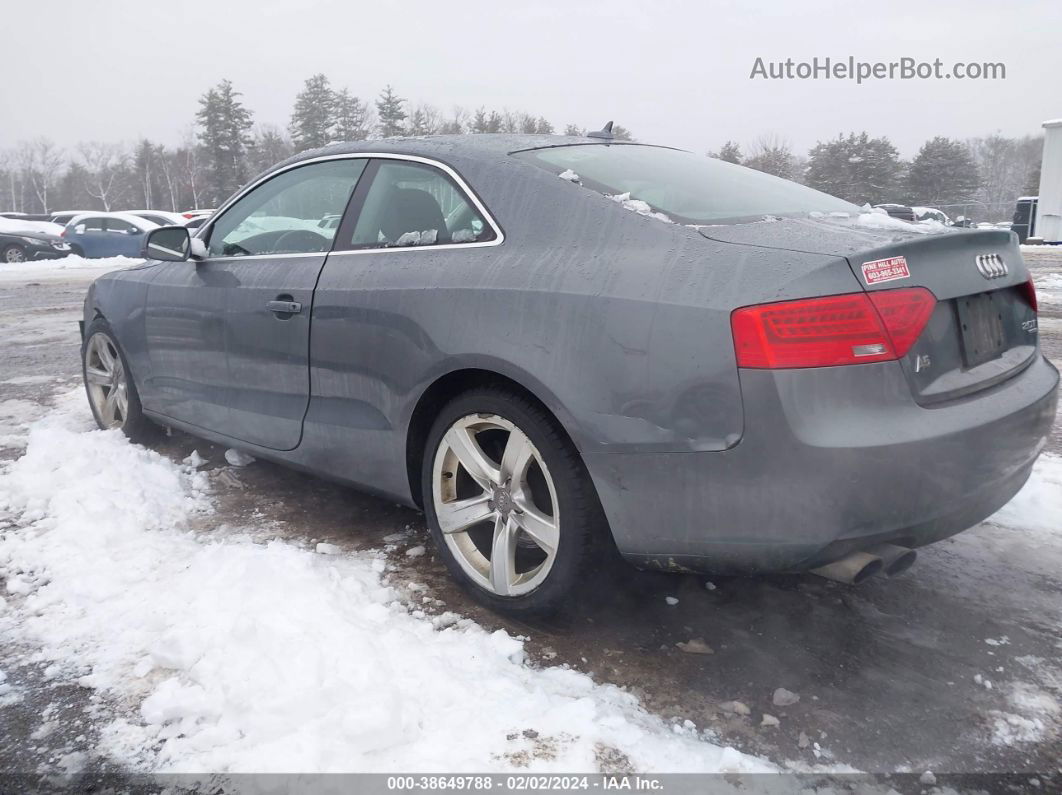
xmin=105 ymin=218 xmax=140 ymax=234
xmin=207 ymin=159 xmax=367 ymax=257
xmin=79 ymin=217 xmax=106 ymax=232
xmin=348 ymin=161 xmax=494 ymax=248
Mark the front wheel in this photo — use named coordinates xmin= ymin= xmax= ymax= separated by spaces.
xmin=2 ymin=244 xmax=26 ymax=263
xmin=422 ymin=387 xmax=606 ymax=616
xmin=82 ymin=321 xmax=156 ymax=442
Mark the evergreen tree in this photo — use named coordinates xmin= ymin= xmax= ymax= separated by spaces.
xmin=334 ymin=89 xmax=371 ymax=141
xmin=905 ymin=137 xmax=980 ymax=205
xmin=710 ymin=141 xmax=743 ymax=164
xmin=196 ymin=79 xmax=254 ymax=205
xmin=289 ymin=74 xmax=337 ymax=151
xmin=248 ymin=125 xmax=294 ymax=173
xmin=805 ymin=132 xmax=903 ymax=204
xmin=408 ymin=104 xmax=441 ymax=136
xmin=611 ymin=124 xmax=634 ymax=141
xmin=744 ymin=135 xmax=795 ymax=180
xmin=375 ymin=85 xmax=407 ymax=138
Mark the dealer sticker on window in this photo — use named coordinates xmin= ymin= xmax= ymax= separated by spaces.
xmin=860 ymin=255 xmax=910 ymax=285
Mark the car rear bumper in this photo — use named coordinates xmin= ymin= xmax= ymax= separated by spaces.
xmin=586 ymin=353 xmax=1059 ymax=574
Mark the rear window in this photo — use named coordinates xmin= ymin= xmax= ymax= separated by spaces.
xmin=513 ymin=144 xmax=859 ymax=225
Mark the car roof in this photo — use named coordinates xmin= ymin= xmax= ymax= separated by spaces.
xmin=272 ymin=134 xmax=648 ymax=172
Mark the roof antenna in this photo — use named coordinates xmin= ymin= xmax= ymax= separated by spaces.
xmin=587 ymin=121 xmax=614 ymax=140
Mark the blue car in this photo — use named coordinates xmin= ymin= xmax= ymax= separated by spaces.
xmin=64 ymin=213 xmax=158 ymax=258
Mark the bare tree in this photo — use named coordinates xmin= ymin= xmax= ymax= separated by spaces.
xmin=157 ymin=146 xmax=180 ymax=211
xmin=743 ymin=133 xmax=796 ymax=180
xmin=0 ymin=150 xmax=19 ymax=212
xmin=179 ymin=129 xmax=204 ymax=210
xmin=408 ymin=104 xmax=441 ymax=136
xmin=17 ymin=138 xmax=65 ymax=213
xmin=78 ymin=141 xmax=129 ymax=211
xmin=438 ymin=106 xmax=469 ymax=135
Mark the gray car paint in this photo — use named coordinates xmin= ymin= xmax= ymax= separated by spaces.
xmin=83 ymin=135 xmax=1060 ymax=574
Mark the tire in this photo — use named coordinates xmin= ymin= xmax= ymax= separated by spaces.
xmin=2 ymin=244 xmax=26 ymax=264
xmin=82 ymin=319 xmax=157 ymax=443
xmin=421 ymin=386 xmax=606 ymax=617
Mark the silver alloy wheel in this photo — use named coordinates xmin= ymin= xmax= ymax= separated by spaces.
xmin=4 ymin=246 xmax=25 ymax=263
xmin=84 ymin=333 xmax=129 ymax=429
xmin=432 ymin=414 xmax=560 ymax=597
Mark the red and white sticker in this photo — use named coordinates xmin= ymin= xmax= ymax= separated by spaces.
xmin=860 ymin=255 xmax=910 ymax=285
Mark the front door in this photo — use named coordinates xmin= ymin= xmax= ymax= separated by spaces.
xmin=144 ymin=157 xmax=366 ymax=450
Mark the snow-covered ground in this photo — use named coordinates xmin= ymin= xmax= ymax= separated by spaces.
xmin=0 ymin=390 xmax=772 ymax=775
xmin=0 ymin=255 xmax=141 ymax=284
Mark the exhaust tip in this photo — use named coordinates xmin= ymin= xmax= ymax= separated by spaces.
xmin=869 ymin=544 xmax=918 ymax=577
xmin=811 ymin=551 xmax=884 ymax=585
xmin=851 ymin=556 xmax=884 ymax=584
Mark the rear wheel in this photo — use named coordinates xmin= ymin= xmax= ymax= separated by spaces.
xmin=422 ymin=387 xmax=605 ymax=616
xmin=2 ymin=244 xmax=26 ymax=263
xmin=82 ymin=320 xmax=156 ymax=442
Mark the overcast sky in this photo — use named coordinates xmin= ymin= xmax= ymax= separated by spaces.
xmin=4 ymin=0 xmax=1059 ymax=157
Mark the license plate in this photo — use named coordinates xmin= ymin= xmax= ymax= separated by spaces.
xmin=956 ymin=292 xmax=1006 ymax=368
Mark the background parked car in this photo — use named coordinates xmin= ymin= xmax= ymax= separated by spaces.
xmin=873 ymin=203 xmax=917 ymax=221
xmin=0 ymin=217 xmax=71 ymax=263
xmin=126 ymin=210 xmax=189 ymax=227
xmin=912 ymin=206 xmax=951 ymax=225
xmin=0 ymin=212 xmax=53 ymax=222
xmin=49 ymin=210 xmax=96 ymax=227
xmin=1012 ymin=196 xmax=1038 ymax=243
xmin=63 ymin=212 xmax=158 ymax=258
xmin=179 ymin=209 xmax=215 ymax=230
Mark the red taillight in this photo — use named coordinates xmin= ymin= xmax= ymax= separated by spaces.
xmin=731 ymin=288 xmax=936 ymax=369
xmin=60 ymin=229 xmax=66 ymax=237
xmin=1020 ymin=278 xmax=1038 ymax=313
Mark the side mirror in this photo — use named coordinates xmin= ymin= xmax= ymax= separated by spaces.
xmin=143 ymin=225 xmax=190 ymax=261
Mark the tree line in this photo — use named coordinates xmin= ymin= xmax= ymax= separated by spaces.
xmin=709 ymin=131 xmax=1042 ymax=218
xmin=0 ymin=74 xmax=1040 ymax=220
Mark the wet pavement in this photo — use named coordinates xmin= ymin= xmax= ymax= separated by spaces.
xmin=1 ymin=253 xmax=1060 ymax=785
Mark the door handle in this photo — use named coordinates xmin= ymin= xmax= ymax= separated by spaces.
xmin=267 ymin=299 xmax=302 ymax=315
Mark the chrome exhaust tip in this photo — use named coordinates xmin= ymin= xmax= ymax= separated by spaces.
xmin=868 ymin=544 xmax=917 ymax=577
xmin=810 ymin=551 xmax=884 ymax=585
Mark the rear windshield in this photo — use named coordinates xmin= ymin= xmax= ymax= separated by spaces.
xmin=513 ymin=144 xmax=859 ymax=225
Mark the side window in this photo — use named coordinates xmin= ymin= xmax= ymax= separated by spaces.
xmin=349 ymin=161 xmax=495 ymax=248
xmin=105 ymin=218 xmax=139 ymax=234
xmin=207 ymin=159 xmax=367 ymax=258
xmin=81 ymin=217 xmax=106 ymax=232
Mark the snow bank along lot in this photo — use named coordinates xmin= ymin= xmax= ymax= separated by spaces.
xmin=0 ymin=391 xmax=772 ymax=775
xmin=0 ymin=252 xmax=1060 ymax=784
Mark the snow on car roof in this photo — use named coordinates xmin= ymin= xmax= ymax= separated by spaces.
xmin=65 ymin=212 xmax=161 ymax=230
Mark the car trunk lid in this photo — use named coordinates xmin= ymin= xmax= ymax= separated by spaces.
xmin=699 ymin=218 xmax=1038 ymax=403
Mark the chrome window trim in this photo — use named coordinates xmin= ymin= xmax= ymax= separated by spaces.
xmin=196 ymin=152 xmax=505 ymax=260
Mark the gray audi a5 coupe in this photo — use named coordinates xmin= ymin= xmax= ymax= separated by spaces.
xmin=80 ymin=132 xmax=1059 ymax=615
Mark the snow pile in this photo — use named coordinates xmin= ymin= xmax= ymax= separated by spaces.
xmin=0 ymin=254 xmax=142 ymax=275
xmin=606 ymin=193 xmax=672 ymax=224
xmin=990 ymin=453 xmax=1062 ymax=535
xmin=0 ymin=216 xmax=64 ymax=237
xmin=0 ymin=395 xmax=772 ymax=775
xmin=558 ymin=169 xmax=580 ymax=183
xmin=852 ymin=211 xmax=948 ymax=235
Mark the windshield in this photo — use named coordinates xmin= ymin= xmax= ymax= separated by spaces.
xmin=514 ymin=144 xmax=859 ymax=224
